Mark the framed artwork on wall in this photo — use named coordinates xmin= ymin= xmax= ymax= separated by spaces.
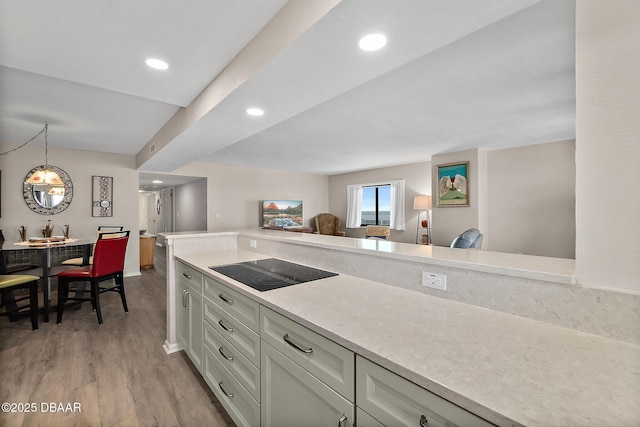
xmin=92 ymin=176 xmax=113 ymax=217
xmin=261 ymin=199 xmax=303 ymax=229
xmin=436 ymin=161 xmax=469 ymax=207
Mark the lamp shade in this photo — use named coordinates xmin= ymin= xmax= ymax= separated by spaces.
xmin=413 ymin=195 xmax=432 ymax=210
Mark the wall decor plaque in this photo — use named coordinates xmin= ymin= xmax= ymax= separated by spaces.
xmin=92 ymin=176 xmax=113 ymax=217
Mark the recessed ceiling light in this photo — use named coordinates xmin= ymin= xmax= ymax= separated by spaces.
xmin=246 ymin=107 xmax=264 ymax=117
xmin=152 ymin=180 xmax=163 ymax=184
xmin=358 ymin=33 xmax=387 ymax=52
xmin=146 ymin=58 xmax=169 ymax=70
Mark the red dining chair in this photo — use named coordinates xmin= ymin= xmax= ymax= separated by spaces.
xmin=56 ymin=230 xmax=130 ymax=325
xmin=62 ymin=225 xmax=125 ymax=266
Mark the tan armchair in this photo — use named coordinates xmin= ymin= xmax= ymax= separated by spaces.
xmin=315 ymin=213 xmax=346 ymax=236
xmin=365 ymin=225 xmax=390 ymax=240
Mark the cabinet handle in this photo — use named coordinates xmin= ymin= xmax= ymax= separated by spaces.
xmin=283 ymin=333 xmax=313 ymax=354
xmin=182 ymin=272 xmax=192 ymax=280
xmin=419 ymin=415 xmax=428 ymax=427
xmin=218 ymin=346 xmax=234 ymax=361
xmin=218 ymin=319 xmax=234 ymax=333
xmin=218 ymin=381 xmax=233 ymax=399
xmin=181 ymin=290 xmax=190 ymax=308
xmin=338 ymin=414 xmax=348 ymax=427
xmin=218 ymin=293 xmax=234 ymax=304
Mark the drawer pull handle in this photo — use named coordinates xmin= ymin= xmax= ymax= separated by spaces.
xmin=419 ymin=415 xmax=428 ymax=427
xmin=182 ymin=272 xmax=192 ymax=280
xmin=283 ymin=333 xmax=313 ymax=354
xmin=218 ymin=319 xmax=234 ymax=333
xmin=218 ymin=293 xmax=234 ymax=304
xmin=338 ymin=414 xmax=348 ymax=427
xmin=218 ymin=346 xmax=234 ymax=361
xmin=218 ymin=381 xmax=233 ymax=399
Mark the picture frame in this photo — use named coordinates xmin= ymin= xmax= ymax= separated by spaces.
xmin=92 ymin=176 xmax=113 ymax=217
xmin=261 ymin=199 xmax=303 ymax=229
xmin=436 ymin=161 xmax=469 ymax=207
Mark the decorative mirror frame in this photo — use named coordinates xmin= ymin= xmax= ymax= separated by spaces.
xmin=23 ymin=164 xmax=74 ymax=215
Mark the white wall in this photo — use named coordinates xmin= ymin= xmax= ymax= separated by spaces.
xmin=327 ymin=144 xmax=576 ymax=257
xmin=138 ymin=192 xmax=147 ymax=230
xmin=328 ymin=161 xmax=432 ymax=243
xmin=575 ymin=1 xmax=640 ymax=293
xmin=488 ymin=140 xmax=576 ymax=259
xmin=428 ymin=144 xmax=576 ymax=258
xmin=172 ymin=162 xmax=329 ymax=231
xmin=175 ymin=178 xmax=207 ymax=232
xmin=0 ymin=142 xmax=140 ymax=276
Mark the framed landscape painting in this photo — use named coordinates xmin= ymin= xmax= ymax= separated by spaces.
xmin=436 ymin=161 xmax=469 ymax=207
xmin=261 ymin=199 xmax=303 ymax=229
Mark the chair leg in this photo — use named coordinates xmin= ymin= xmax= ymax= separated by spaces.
xmin=117 ymin=273 xmax=128 ymax=313
xmin=56 ymin=278 xmax=68 ymax=325
xmin=1 ymin=290 xmax=19 ymax=321
xmin=29 ymin=281 xmax=38 ymax=331
xmin=92 ymin=279 xmax=103 ymax=325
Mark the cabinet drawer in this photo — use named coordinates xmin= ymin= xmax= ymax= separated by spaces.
xmin=204 ymin=276 xmax=260 ymax=332
xmin=203 ymin=320 xmax=260 ymax=402
xmin=356 ymin=356 xmax=493 ymax=427
xmin=203 ymin=345 xmax=260 ymax=427
xmin=204 ymin=298 xmax=260 ymax=367
xmin=177 ymin=261 xmax=202 ymax=293
xmin=261 ymin=306 xmax=354 ymax=401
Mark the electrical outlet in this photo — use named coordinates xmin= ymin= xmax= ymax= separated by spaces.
xmin=249 ymin=240 xmax=257 ymax=248
xmin=422 ymin=271 xmax=446 ymax=291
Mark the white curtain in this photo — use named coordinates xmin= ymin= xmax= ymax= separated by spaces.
xmin=346 ymin=184 xmax=363 ymax=228
xmin=389 ymin=180 xmax=405 ymax=231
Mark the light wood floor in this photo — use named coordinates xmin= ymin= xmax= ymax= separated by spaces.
xmin=0 ymin=245 xmax=235 ymax=427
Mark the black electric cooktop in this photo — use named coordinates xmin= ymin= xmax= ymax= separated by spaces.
xmin=210 ymin=258 xmax=338 ymax=292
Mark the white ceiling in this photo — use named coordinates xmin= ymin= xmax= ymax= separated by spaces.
xmin=0 ymin=0 xmax=575 ymax=179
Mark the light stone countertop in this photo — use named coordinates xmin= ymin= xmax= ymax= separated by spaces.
xmin=176 ymin=248 xmax=640 ymax=427
xmin=165 ymin=229 xmax=577 ymax=285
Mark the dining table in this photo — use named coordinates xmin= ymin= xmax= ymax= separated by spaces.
xmin=2 ymin=237 xmax=93 ymax=322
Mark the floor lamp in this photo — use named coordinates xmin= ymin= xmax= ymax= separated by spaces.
xmin=413 ymin=195 xmax=432 ymax=244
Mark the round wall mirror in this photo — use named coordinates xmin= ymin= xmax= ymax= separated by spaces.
xmin=23 ymin=165 xmax=74 ymax=215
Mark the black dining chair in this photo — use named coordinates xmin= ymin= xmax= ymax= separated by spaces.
xmin=0 ymin=250 xmax=39 ymax=330
xmin=56 ymin=230 xmax=130 ymax=325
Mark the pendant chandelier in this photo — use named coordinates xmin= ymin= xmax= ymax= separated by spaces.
xmin=48 ymin=186 xmax=66 ymax=196
xmin=24 ymin=123 xmax=64 ymax=186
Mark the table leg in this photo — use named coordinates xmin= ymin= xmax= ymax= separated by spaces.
xmin=82 ymin=243 xmax=91 ymax=265
xmin=42 ymin=247 xmax=50 ymax=322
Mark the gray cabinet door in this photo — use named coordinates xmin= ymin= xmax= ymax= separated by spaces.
xmin=187 ymin=286 xmax=203 ymax=372
xmin=261 ymin=340 xmax=354 ymax=427
xmin=176 ymin=261 xmax=203 ymax=373
xmin=176 ymin=279 xmax=188 ymax=352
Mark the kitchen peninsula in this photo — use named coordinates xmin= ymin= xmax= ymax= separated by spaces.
xmin=161 ymin=230 xmax=640 ymax=427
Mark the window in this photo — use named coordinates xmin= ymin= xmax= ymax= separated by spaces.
xmin=361 ymin=184 xmax=391 ymax=226
xmin=346 ymin=180 xmax=405 ymax=230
